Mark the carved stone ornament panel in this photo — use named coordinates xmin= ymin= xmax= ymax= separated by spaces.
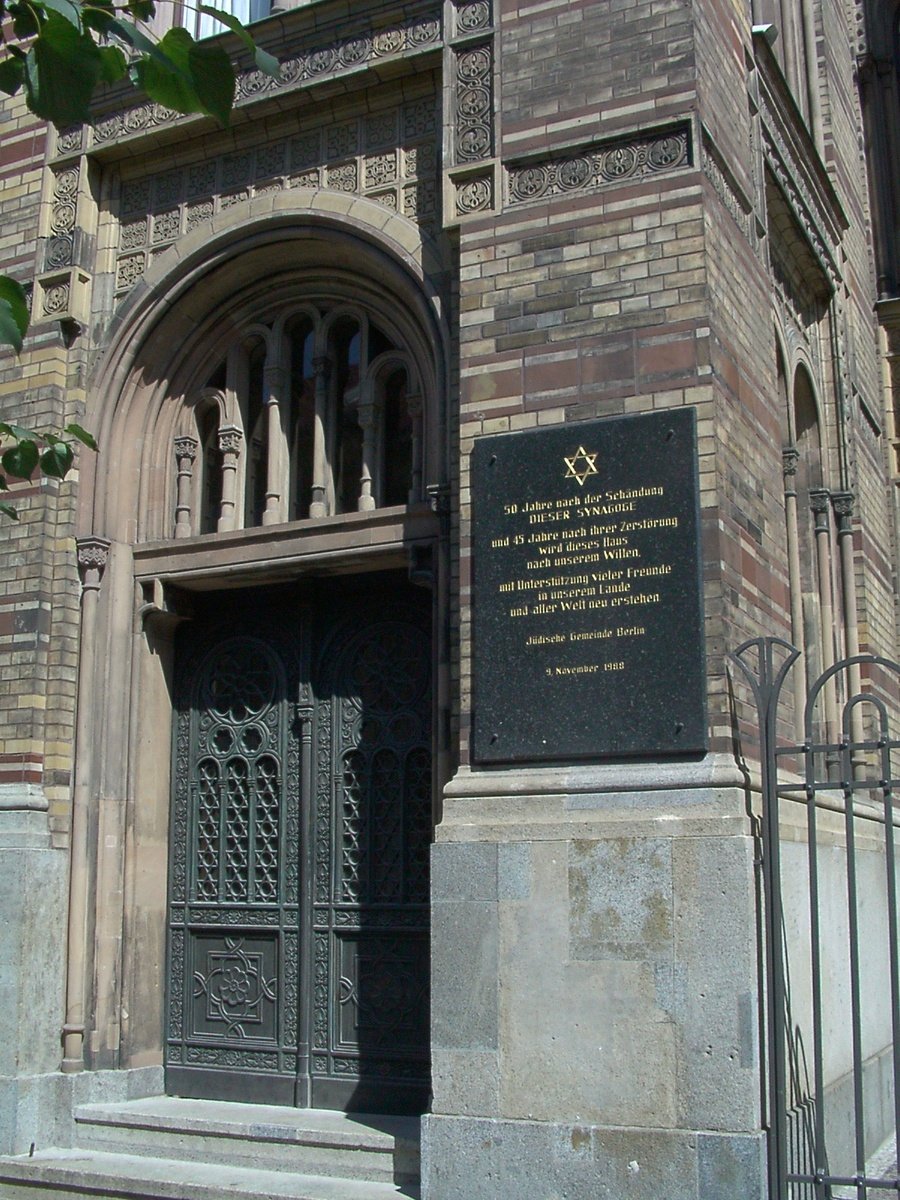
xmin=762 ymin=123 xmax=838 ymax=286
xmin=42 ymin=281 xmax=70 ymax=316
xmin=113 ymin=96 xmax=439 ymax=295
xmin=88 ymin=11 xmax=441 ymax=149
xmin=454 ymin=0 xmax=491 ymax=35
xmin=43 ymin=165 xmax=79 ymax=273
xmin=507 ymin=125 xmax=690 ymax=204
xmin=700 ymin=132 xmax=754 ymax=243
xmin=454 ymin=173 xmax=493 ymax=215
xmin=55 ymin=126 xmax=83 ymax=154
xmin=454 ymin=42 xmax=493 ymax=163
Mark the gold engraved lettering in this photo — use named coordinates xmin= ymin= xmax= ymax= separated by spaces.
xmin=491 ymin=475 xmax=678 ymax=660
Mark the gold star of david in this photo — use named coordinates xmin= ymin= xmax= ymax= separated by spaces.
xmin=563 ymin=446 xmax=598 ymax=486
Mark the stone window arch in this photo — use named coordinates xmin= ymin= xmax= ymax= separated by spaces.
xmin=171 ymin=298 xmax=428 ymax=539
xmin=779 ymin=345 xmax=841 ymax=743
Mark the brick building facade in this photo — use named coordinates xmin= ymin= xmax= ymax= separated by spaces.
xmin=0 ymin=0 xmax=897 ymax=1197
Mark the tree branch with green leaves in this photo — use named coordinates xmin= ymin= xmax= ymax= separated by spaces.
xmin=0 ymin=0 xmax=279 ymax=127
xmin=0 ymin=0 xmax=279 ymax=513
xmin=0 ymin=421 xmax=97 ymax=519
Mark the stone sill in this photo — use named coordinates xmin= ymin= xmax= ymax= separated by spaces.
xmin=132 ymin=503 xmax=438 ymax=588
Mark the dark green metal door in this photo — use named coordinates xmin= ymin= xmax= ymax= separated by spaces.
xmin=165 ymin=583 xmax=432 ymax=1114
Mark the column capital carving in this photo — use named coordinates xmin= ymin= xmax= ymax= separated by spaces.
xmin=174 ymin=436 xmax=198 ymax=461
xmin=831 ymin=491 xmax=855 ymax=522
xmin=76 ymin=535 xmax=111 ymax=590
xmin=218 ymin=426 xmax=243 ymax=455
xmin=809 ymin=487 xmax=831 ymax=532
xmin=835 ymin=489 xmax=854 ymax=528
xmin=782 ymin=446 xmax=799 ymax=476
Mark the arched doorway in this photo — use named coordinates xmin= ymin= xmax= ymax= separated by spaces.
xmin=76 ymin=199 xmax=449 ymax=1118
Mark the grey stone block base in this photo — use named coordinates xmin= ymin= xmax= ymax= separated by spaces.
xmin=421 ymin=1114 xmax=766 ymax=1200
xmin=0 ymin=1067 xmax=163 ymax=1156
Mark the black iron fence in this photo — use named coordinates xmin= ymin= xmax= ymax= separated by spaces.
xmin=731 ymin=639 xmax=900 ymax=1199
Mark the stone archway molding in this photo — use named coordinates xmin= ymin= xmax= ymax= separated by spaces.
xmin=81 ymin=191 xmax=449 ymax=538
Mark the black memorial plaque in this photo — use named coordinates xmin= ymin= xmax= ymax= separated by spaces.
xmin=472 ymin=408 xmax=706 ymax=763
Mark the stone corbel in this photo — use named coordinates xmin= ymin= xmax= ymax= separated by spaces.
xmin=76 ymin=535 xmax=111 ymax=594
xmin=136 ymin=577 xmax=194 ymax=634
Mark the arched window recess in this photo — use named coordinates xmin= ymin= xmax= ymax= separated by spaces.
xmin=778 ymin=348 xmax=845 ymax=759
xmin=169 ymin=301 xmax=429 ymax=538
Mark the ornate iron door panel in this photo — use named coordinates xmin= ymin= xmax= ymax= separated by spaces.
xmin=311 ymin=602 xmax=432 ymax=1114
xmin=167 ymin=628 xmax=305 ymax=1105
xmin=166 ymin=584 xmax=432 ymax=1114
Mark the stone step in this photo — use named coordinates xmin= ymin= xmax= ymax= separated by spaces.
xmin=0 ymin=1149 xmax=421 ymax=1200
xmin=70 ymin=1098 xmax=420 ymax=1185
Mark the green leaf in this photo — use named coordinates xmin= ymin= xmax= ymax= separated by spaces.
xmin=197 ymin=4 xmax=279 ymax=76
xmin=39 ymin=441 xmax=74 ymax=478
xmin=41 ymin=0 xmax=82 ymax=29
xmin=126 ymin=0 xmax=156 ymax=20
xmin=106 ymin=15 xmax=162 ymax=57
xmin=132 ymin=26 xmax=234 ymax=125
xmin=10 ymin=2 xmax=41 ymax=40
xmin=97 ymin=43 xmax=127 ymax=83
xmin=2 ymin=439 xmax=39 ymax=479
xmin=0 ymin=55 xmax=26 ymax=97
xmin=0 ymin=502 xmax=19 ymax=520
xmin=0 ymin=277 xmax=29 ymax=353
xmin=0 ymin=474 xmax=8 ymax=491
xmin=187 ymin=37 xmax=234 ymax=124
xmin=0 ymin=422 xmax=39 ymax=441
xmin=24 ymin=12 xmax=102 ymax=125
xmin=65 ymin=422 xmax=98 ymax=450
xmin=82 ymin=4 xmax=115 ymax=34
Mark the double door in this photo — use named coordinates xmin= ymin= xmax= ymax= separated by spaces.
xmin=165 ymin=580 xmax=432 ymax=1114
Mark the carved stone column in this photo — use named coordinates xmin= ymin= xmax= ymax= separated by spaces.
xmin=217 ymin=426 xmax=242 ymax=533
xmin=832 ymin=491 xmax=865 ymax=767
xmin=782 ymin=447 xmax=805 ymax=732
xmin=62 ymin=536 xmax=110 ymax=1073
xmin=357 ymin=399 xmax=376 ymax=512
xmin=810 ymin=488 xmax=839 ymax=759
xmin=263 ymin=365 xmax=287 ymax=526
xmin=310 ymin=356 xmax=330 ymax=519
xmin=173 ymin=437 xmax=198 ymax=538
